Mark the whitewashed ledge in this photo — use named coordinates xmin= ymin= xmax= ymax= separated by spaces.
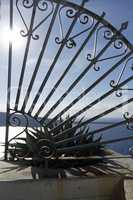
xmin=0 ymin=152 xmax=132 ymax=200
xmin=0 ymin=173 xmax=123 ymax=200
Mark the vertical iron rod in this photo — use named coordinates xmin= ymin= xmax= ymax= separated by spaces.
xmin=54 ymin=121 xmax=126 ymax=146
xmin=14 ymin=3 xmax=37 ymax=110
xmin=40 ymin=33 xmax=120 ymax=123
xmin=54 ymin=96 xmax=133 ymax=140
xmin=34 ymin=13 xmax=105 ymax=118
xmin=26 ymin=1 xmax=87 ymax=114
xmin=56 ymin=134 xmax=133 ymax=154
xmin=48 ymin=51 xmax=133 ymax=126
xmin=20 ymin=3 xmax=60 ymax=112
xmin=5 ymin=0 xmax=13 ymax=160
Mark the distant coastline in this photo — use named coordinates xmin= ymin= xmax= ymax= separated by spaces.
xmin=0 ymin=112 xmax=133 ymax=154
xmin=0 ymin=112 xmax=120 ymax=126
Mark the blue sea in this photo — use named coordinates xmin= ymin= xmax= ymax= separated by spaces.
xmin=90 ymin=123 xmax=133 ymax=155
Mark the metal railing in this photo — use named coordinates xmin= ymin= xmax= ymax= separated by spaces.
xmin=2 ymin=0 xmax=133 ymax=161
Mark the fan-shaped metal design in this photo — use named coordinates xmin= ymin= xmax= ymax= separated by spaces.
xmin=2 ymin=0 xmax=133 ymax=162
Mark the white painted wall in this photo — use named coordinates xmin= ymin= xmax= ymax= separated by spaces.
xmin=0 ymin=176 xmax=123 ymax=200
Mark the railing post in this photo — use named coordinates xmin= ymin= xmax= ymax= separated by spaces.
xmin=4 ymin=0 xmax=13 ymax=160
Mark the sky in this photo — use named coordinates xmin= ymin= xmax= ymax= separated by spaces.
xmin=0 ymin=0 xmax=133 ymax=123
xmin=71 ymin=0 xmax=133 ymax=42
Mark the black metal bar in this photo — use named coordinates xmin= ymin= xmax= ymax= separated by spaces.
xmin=50 ymin=73 xmax=132 ymax=139
xmin=49 ymin=0 xmax=133 ymax=51
xmin=120 ymin=88 xmax=133 ymax=91
xmin=40 ymin=25 xmax=125 ymax=123
xmin=54 ymin=95 xmax=133 ymax=141
xmin=56 ymin=135 xmax=133 ymax=154
xmin=5 ymin=0 xmax=13 ymax=160
xmin=33 ymin=13 xmax=106 ymax=118
xmin=88 ymin=120 xmax=127 ymax=136
xmin=55 ymin=129 xmax=85 ymax=147
xmin=4 ymin=0 xmax=133 ymax=160
xmin=55 ymin=120 xmax=127 ymax=146
xmin=64 ymin=74 xmax=132 ymax=121
xmin=14 ymin=3 xmax=37 ymax=110
xmin=20 ymin=3 xmax=59 ymax=112
xmin=47 ymin=51 xmax=133 ymax=126
xmin=96 ymin=156 xmax=133 ymax=159
xmin=60 ymin=1 xmax=132 ymax=48
xmin=26 ymin=1 xmax=86 ymax=114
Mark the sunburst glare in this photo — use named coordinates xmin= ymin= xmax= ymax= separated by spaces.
xmin=0 ymin=26 xmax=23 ymax=49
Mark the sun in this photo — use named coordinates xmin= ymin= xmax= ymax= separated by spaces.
xmin=0 ymin=26 xmax=23 ymax=49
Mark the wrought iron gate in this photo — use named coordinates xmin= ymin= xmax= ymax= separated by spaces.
xmin=1 ymin=0 xmax=133 ymax=161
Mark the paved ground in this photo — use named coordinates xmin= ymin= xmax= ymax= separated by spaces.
xmin=0 ymin=153 xmax=132 ymax=199
xmin=0 ymin=152 xmax=132 ymax=181
xmin=124 ymin=178 xmax=133 ymax=200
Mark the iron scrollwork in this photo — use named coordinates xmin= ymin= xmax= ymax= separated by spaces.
xmin=123 ymin=112 xmax=133 ymax=130
xmin=4 ymin=0 xmax=133 ymax=163
xmin=55 ymin=5 xmax=94 ymax=48
xmin=129 ymin=147 xmax=133 ymax=157
xmin=9 ymin=110 xmax=29 ymax=128
xmin=38 ymin=138 xmax=56 ymax=158
xmin=87 ymin=25 xmax=115 ymax=71
xmin=8 ymin=110 xmax=29 ymax=143
xmin=16 ymin=0 xmax=54 ymax=40
xmin=110 ymin=57 xmax=133 ymax=97
xmin=55 ymin=5 xmax=77 ymax=47
xmin=87 ymin=22 xmax=128 ymax=71
xmin=8 ymin=110 xmax=44 ymax=142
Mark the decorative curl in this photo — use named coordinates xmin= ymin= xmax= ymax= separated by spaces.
xmin=20 ymin=30 xmax=39 ymax=40
xmin=37 ymin=0 xmax=48 ymax=11
xmin=86 ymin=26 xmax=113 ymax=72
xmin=38 ymin=139 xmax=55 ymax=158
xmin=66 ymin=8 xmax=77 ymax=18
xmin=110 ymin=57 xmax=133 ymax=97
xmin=9 ymin=111 xmax=29 ymax=128
xmin=79 ymin=13 xmax=90 ymax=24
xmin=123 ymin=112 xmax=133 ymax=121
xmin=23 ymin=0 xmax=33 ymax=8
xmin=129 ymin=147 xmax=133 ymax=157
xmin=56 ymin=6 xmax=95 ymax=49
xmin=17 ymin=0 xmax=54 ymax=40
xmin=55 ymin=37 xmax=76 ymax=49
xmin=110 ymin=80 xmax=123 ymax=97
xmin=114 ymin=39 xmax=124 ymax=49
xmin=123 ymin=112 xmax=133 ymax=130
xmin=66 ymin=38 xmax=76 ymax=48
xmin=110 ymin=80 xmax=117 ymax=88
xmin=55 ymin=5 xmax=77 ymax=47
xmin=66 ymin=14 xmax=94 ymax=49
xmin=87 ymin=54 xmax=100 ymax=71
xmin=87 ymin=53 xmax=93 ymax=61
xmin=104 ymin=29 xmax=113 ymax=40
xmin=55 ymin=37 xmax=63 ymax=45
xmin=94 ymin=65 xmax=100 ymax=71
xmin=115 ymin=90 xmax=123 ymax=97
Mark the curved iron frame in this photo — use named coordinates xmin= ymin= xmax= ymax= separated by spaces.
xmin=4 ymin=0 xmax=133 ymax=160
